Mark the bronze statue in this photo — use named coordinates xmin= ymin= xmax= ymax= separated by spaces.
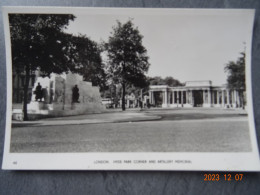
xmin=72 ymin=85 xmax=80 ymax=103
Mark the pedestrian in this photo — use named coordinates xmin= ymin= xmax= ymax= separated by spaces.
xmin=147 ymin=102 xmax=151 ymax=109
xmin=140 ymin=99 xmax=143 ymax=110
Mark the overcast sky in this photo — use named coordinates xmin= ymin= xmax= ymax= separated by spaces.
xmin=65 ymin=9 xmax=253 ymax=86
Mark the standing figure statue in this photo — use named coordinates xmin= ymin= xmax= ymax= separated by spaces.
xmin=35 ymin=82 xmax=43 ymax=101
xmin=72 ymin=85 xmax=80 ymax=103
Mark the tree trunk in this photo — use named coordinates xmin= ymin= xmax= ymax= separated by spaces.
xmin=122 ymin=62 xmax=126 ymax=111
xmin=23 ymin=65 xmax=30 ymax=121
xmin=122 ymin=81 xmax=126 ymax=111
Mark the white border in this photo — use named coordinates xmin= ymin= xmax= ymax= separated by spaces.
xmin=2 ymin=6 xmax=260 ymax=171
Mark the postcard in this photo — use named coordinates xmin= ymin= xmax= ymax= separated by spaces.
xmin=2 ymin=6 xmax=260 ymax=170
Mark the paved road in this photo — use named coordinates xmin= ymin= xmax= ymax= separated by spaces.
xmin=10 ymin=108 xmax=252 ymax=153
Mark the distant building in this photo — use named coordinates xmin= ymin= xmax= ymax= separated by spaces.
xmin=125 ymin=93 xmax=139 ymax=108
xmin=148 ymin=80 xmax=244 ymax=108
xmin=101 ymin=98 xmax=113 ymax=108
xmin=115 ymin=93 xmax=139 ymax=108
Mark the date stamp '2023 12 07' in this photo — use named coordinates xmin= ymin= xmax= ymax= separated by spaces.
xmin=204 ymin=174 xmax=244 ymax=181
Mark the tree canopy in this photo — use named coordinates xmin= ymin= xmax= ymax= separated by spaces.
xmin=149 ymin=76 xmax=183 ymax=87
xmin=9 ymin=14 xmax=107 ymax=120
xmin=105 ymin=20 xmax=150 ymax=110
xmin=10 ymin=14 xmax=78 ymax=120
xmin=225 ymin=52 xmax=245 ymax=91
xmin=225 ymin=52 xmax=246 ymax=108
xmin=71 ymin=35 xmax=107 ymax=91
xmin=9 ymin=14 xmax=77 ymax=75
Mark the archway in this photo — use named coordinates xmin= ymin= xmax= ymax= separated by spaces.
xmin=193 ymin=90 xmax=203 ymax=107
xmin=153 ymin=91 xmax=163 ymax=107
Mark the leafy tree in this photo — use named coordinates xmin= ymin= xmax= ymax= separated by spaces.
xmin=9 ymin=14 xmax=76 ymax=120
xmin=105 ymin=20 xmax=150 ymax=110
xmin=149 ymin=76 xmax=165 ymax=85
xmin=225 ymin=52 xmax=246 ymax=107
xmin=72 ymin=35 xmax=108 ymax=91
xmin=164 ymin=76 xmax=183 ymax=86
xmin=149 ymin=76 xmax=183 ymax=87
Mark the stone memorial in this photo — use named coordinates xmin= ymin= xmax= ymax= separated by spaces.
xmin=26 ymin=72 xmax=105 ymax=120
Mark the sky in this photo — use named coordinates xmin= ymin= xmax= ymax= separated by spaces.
xmin=65 ymin=9 xmax=253 ymax=86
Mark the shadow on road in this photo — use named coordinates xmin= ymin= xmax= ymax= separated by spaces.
xmin=12 ymin=123 xmax=41 ymax=128
xmin=157 ymin=113 xmax=247 ymax=121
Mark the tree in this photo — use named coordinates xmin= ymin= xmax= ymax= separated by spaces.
xmin=149 ymin=76 xmax=183 ymax=87
xmin=105 ymin=20 xmax=150 ymax=110
xmin=224 ymin=52 xmax=246 ymax=107
xmin=9 ymin=14 xmax=76 ymax=120
xmin=164 ymin=76 xmax=184 ymax=87
xmin=72 ymin=35 xmax=108 ymax=91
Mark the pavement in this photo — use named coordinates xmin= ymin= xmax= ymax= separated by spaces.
xmin=12 ymin=107 xmax=248 ymax=127
xmin=12 ymin=109 xmax=161 ymax=127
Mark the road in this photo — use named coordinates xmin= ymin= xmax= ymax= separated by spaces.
xmin=10 ymin=108 xmax=252 ymax=153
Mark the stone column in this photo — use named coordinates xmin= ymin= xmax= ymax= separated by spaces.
xmin=227 ymin=90 xmax=230 ymax=106
xmin=152 ymin=91 xmax=154 ymax=104
xmin=212 ymin=91 xmax=215 ymax=105
xmin=190 ymin=90 xmax=193 ymax=106
xmin=151 ymin=91 xmax=154 ymax=105
xmin=176 ymin=91 xmax=179 ymax=107
xmin=237 ymin=90 xmax=241 ymax=107
xmin=203 ymin=90 xmax=206 ymax=104
xmin=217 ymin=91 xmax=219 ymax=105
xmin=234 ymin=90 xmax=237 ymax=107
xmin=172 ymin=91 xmax=175 ymax=104
xmin=150 ymin=91 xmax=153 ymax=104
xmin=164 ymin=90 xmax=168 ymax=106
xmin=208 ymin=89 xmax=211 ymax=106
xmin=186 ymin=91 xmax=189 ymax=104
xmin=186 ymin=91 xmax=188 ymax=104
xmin=181 ymin=91 xmax=183 ymax=107
xmin=162 ymin=92 xmax=165 ymax=104
xmin=231 ymin=90 xmax=234 ymax=105
xmin=231 ymin=90 xmax=234 ymax=106
xmin=168 ymin=91 xmax=171 ymax=105
xmin=149 ymin=91 xmax=152 ymax=104
xmin=222 ymin=90 xmax=225 ymax=107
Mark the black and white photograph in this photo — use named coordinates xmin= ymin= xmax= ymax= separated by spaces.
xmin=2 ymin=7 xmax=260 ymax=170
